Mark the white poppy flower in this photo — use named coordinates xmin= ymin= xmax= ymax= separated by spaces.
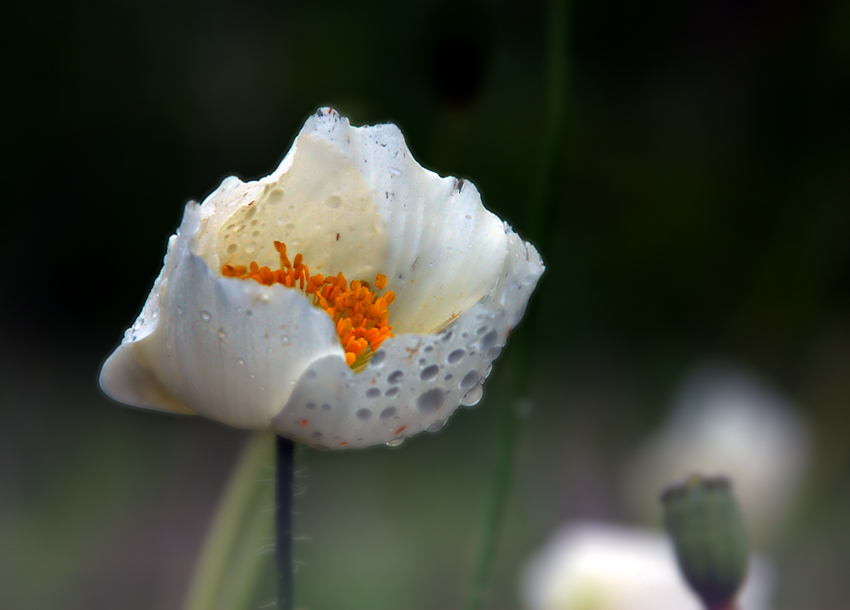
xmin=522 ymin=522 xmax=774 ymax=610
xmin=100 ymin=108 xmax=543 ymax=449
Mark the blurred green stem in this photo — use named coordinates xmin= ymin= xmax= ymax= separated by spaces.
xmin=183 ymin=433 xmax=274 ymax=610
xmin=463 ymin=0 xmax=568 ymax=608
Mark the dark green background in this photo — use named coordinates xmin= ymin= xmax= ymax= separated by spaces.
xmin=2 ymin=0 xmax=849 ymax=608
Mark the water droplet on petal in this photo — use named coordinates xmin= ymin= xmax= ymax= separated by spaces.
xmin=386 ymin=437 xmax=405 ymax=447
xmin=281 ymin=335 xmax=290 ymax=346
xmin=417 ymin=388 xmax=445 ymax=412
xmin=447 ymin=349 xmax=465 ymax=364
xmin=200 ymin=310 xmax=212 ymax=322
xmin=426 ymin=419 xmax=446 ymax=432
xmin=460 ymin=370 xmax=480 ymax=390
xmin=420 ymin=365 xmax=440 ymax=381
xmin=237 ymin=358 xmax=245 ymax=366
xmin=388 ymin=166 xmax=402 ymax=176
xmin=461 ymin=385 xmax=484 ymax=407
xmin=370 ymin=350 xmax=386 ymax=367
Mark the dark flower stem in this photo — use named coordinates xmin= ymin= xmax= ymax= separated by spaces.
xmin=275 ymin=436 xmax=296 ymax=610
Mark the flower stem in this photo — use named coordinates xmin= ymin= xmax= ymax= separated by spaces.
xmin=183 ymin=433 xmax=274 ymax=610
xmin=464 ymin=0 xmax=568 ymax=608
xmin=463 ymin=349 xmax=527 ymax=610
xmin=276 ymin=436 xmax=296 ymax=610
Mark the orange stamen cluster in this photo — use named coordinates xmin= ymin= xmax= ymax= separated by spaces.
xmin=222 ymin=241 xmax=395 ymax=367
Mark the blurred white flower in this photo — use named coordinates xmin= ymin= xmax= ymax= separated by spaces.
xmin=624 ymin=362 xmax=811 ymax=542
xmin=522 ymin=522 xmax=774 ymax=610
xmin=100 ymin=108 xmax=543 ymax=449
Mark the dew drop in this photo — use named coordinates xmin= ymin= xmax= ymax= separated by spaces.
xmin=388 ymin=166 xmax=402 ymax=176
xmin=460 ymin=370 xmax=480 ymax=390
xmin=356 ymin=408 xmax=372 ymax=421
xmin=426 ymin=419 xmax=446 ymax=432
xmin=366 ymin=387 xmax=381 ymax=399
xmin=420 ymin=365 xmax=439 ymax=381
xmin=218 ymin=328 xmax=226 ymax=340
xmin=306 ymin=402 xmax=316 ymax=410
xmin=388 ymin=370 xmax=404 ymax=384
xmin=461 ymin=385 xmax=484 ymax=407
xmin=177 ymin=306 xmax=183 ymax=315
xmin=200 ymin=310 xmax=212 ymax=322
xmin=370 ymin=350 xmax=386 ymax=367
xmin=417 ymin=388 xmax=445 ymax=412
xmin=386 ymin=437 xmax=405 ymax=447
xmin=250 ymin=373 xmax=256 ymax=379
xmin=321 ymin=403 xmax=332 ymax=411
xmin=447 ymin=349 xmax=465 ymax=364
xmin=385 ymin=386 xmax=400 ymax=397
xmin=480 ymin=329 xmax=498 ymax=351
xmin=237 ymin=358 xmax=245 ymax=366
xmin=380 ymin=406 xmax=397 ymax=419
xmin=281 ymin=335 xmax=290 ymax=346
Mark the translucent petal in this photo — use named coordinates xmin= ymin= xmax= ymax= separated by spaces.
xmin=273 ymin=227 xmax=543 ymax=449
xmin=100 ymin=204 xmax=343 ymax=428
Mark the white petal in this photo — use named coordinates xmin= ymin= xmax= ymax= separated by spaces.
xmin=300 ymin=109 xmax=511 ymax=333
xmin=192 ymin=108 xmax=511 ymax=334
xmin=100 ymin=203 xmax=344 ymax=429
xmin=273 ymin=226 xmax=543 ymax=449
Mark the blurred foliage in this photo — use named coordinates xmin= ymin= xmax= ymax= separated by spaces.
xmin=1 ymin=0 xmax=849 ymax=609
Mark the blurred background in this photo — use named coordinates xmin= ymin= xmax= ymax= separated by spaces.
xmin=1 ymin=0 xmax=849 ymax=608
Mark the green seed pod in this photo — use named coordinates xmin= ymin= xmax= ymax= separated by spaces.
xmin=661 ymin=475 xmax=749 ymax=610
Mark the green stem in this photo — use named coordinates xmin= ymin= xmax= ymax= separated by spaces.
xmin=183 ymin=433 xmax=274 ymax=610
xmin=463 ymin=0 xmax=568 ymax=608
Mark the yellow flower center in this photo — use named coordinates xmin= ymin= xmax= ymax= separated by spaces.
xmin=221 ymin=241 xmax=395 ymax=368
